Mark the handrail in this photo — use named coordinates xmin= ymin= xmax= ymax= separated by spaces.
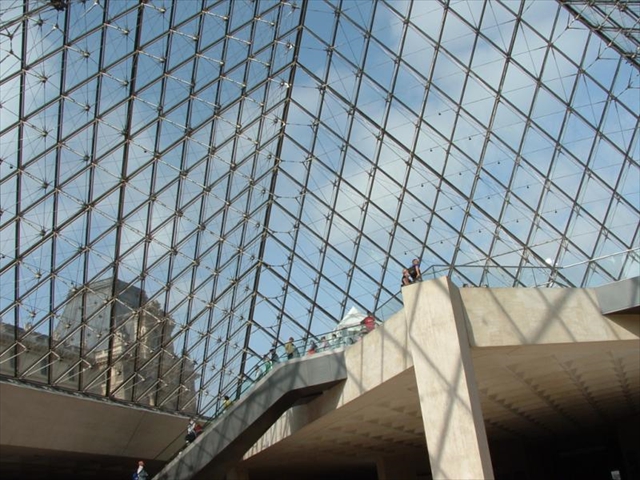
xmin=420 ymin=264 xmax=563 ymax=289
xmin=421 ymin=248 xmax=639 ymax=287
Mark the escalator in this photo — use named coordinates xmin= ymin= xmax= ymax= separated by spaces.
xmin=153 ymin=350 xmax=347 ymax=480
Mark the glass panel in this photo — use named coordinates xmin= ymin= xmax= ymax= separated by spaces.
xmin=0 ymin=0 xmax=637 ymax=415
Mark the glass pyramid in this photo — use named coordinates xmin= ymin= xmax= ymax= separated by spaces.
xmin=0 ymin=0 xmax=638 ymax=415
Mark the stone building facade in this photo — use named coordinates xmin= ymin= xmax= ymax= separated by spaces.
xmin=0 ymin=279 xmax=197 ymax=413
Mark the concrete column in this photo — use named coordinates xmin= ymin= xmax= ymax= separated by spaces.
xmin=402 ymin=277 xmax=494 ymax=480
xmin=376 ymin=455 xmax=417 ymax=480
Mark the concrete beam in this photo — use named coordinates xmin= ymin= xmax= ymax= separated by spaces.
xmin=403 ymin=277 xmax=495 ymax=480
xmin=595 ymin=276 xmax=640 ymax=315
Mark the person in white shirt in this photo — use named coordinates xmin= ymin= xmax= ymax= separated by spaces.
xmin=134 ymin=460 xmax=149 ymax=480
xmin=185 ymin=419 xmax=197 ymax=444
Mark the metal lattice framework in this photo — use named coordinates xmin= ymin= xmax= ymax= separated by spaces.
xmin=560 ymin=0 xmax=639 ymax=67
xmin=0 ymin=0 xmax=638 ymax=416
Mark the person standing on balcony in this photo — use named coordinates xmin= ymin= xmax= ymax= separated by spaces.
xmin=284 ymin=337 xmax=299 ymax=359
xmin=408 ymin=258 xmax=422 ymax=282
xmin=185 ymin=419 xmax=197 ymax=444
xmin=402 ymin=268 xmax=413 ymax=287
xmin=361 ymin=311 xmax=376 ymax=333
xmin=270 ymin=346 xmax=279 ymax=364
xmin=262 ymin=354 xmax=273 ymax=375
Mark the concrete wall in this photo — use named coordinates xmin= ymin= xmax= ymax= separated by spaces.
xmin=403 ymin=277 xmax=494 ymax=479
xmin=459 ymin=286 xmax=639 ymax=346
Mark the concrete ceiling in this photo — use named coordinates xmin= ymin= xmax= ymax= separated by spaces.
xmin=240 ymin=339 xmax=640 ymax=475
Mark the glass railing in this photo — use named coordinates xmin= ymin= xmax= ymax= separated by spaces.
xmin=370 ymin=252 xmax=640 ymax=344
xmin=421 ymin=264 xmax=564 ymax=288
xmin=373 ymin=292 xmax=404 ymax=324
xmin=420 ymin=249 xmax=639 ymax=289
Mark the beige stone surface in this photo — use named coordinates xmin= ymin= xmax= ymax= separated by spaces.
xmin=341 ymin=308 xmax=413 ymax=400
xmin=460 ymin=287 xmax=639 ymax=346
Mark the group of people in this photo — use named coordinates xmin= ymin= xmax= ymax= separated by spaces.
xmin=269 ymin=311 xmax=378 ymax=362
xmin=312 ymin=333 xmax=342 ymax=353
xmin=402 ymin=258 xmax=422 ymax=286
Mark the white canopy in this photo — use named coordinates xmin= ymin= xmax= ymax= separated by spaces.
xmin=334 ymin=306 xmax=366 ymax=331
